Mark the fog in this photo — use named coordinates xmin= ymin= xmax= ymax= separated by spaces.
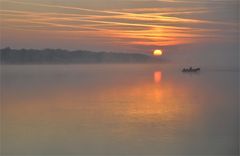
xmin=164 ymin=42 xmax=239 ymax=68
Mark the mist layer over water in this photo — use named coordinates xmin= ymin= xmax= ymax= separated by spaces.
xmin=1 ymin=64 xmax=239 ymax=155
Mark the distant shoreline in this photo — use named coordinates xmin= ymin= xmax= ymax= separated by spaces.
xmin=0 ymin=48 xmax=164 ymax=64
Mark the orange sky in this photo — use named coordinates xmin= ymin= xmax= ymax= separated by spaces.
xmin=0 ymin=0 xmax=238 ymax=53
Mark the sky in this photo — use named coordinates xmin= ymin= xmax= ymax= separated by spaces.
xmin=0 ymin=0 xmax=239 ymax=66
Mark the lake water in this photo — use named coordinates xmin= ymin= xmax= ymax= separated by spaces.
xmin=1 ymin=64 xmax=239 ymax=156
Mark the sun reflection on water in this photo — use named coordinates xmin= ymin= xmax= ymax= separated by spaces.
xmin=154 ymin=71 xmax=162 ymax=83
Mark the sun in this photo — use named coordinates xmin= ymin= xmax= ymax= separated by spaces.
xmin=153 ymin=49 xmax=163 ymax=56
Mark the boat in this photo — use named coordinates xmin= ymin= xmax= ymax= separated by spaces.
xmin=182 ymin=67 xmax=200 ymax=72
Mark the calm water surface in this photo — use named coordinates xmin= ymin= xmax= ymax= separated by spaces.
xmin=1 ymin=64 xmax=239 ymax=155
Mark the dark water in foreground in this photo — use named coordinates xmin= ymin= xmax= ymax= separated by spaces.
xmin=1 ymin=64 xmax=239 ymax=156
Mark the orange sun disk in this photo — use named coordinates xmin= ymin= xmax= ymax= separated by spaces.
xmin=153 ymin=49 xmax=163 ymax=56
